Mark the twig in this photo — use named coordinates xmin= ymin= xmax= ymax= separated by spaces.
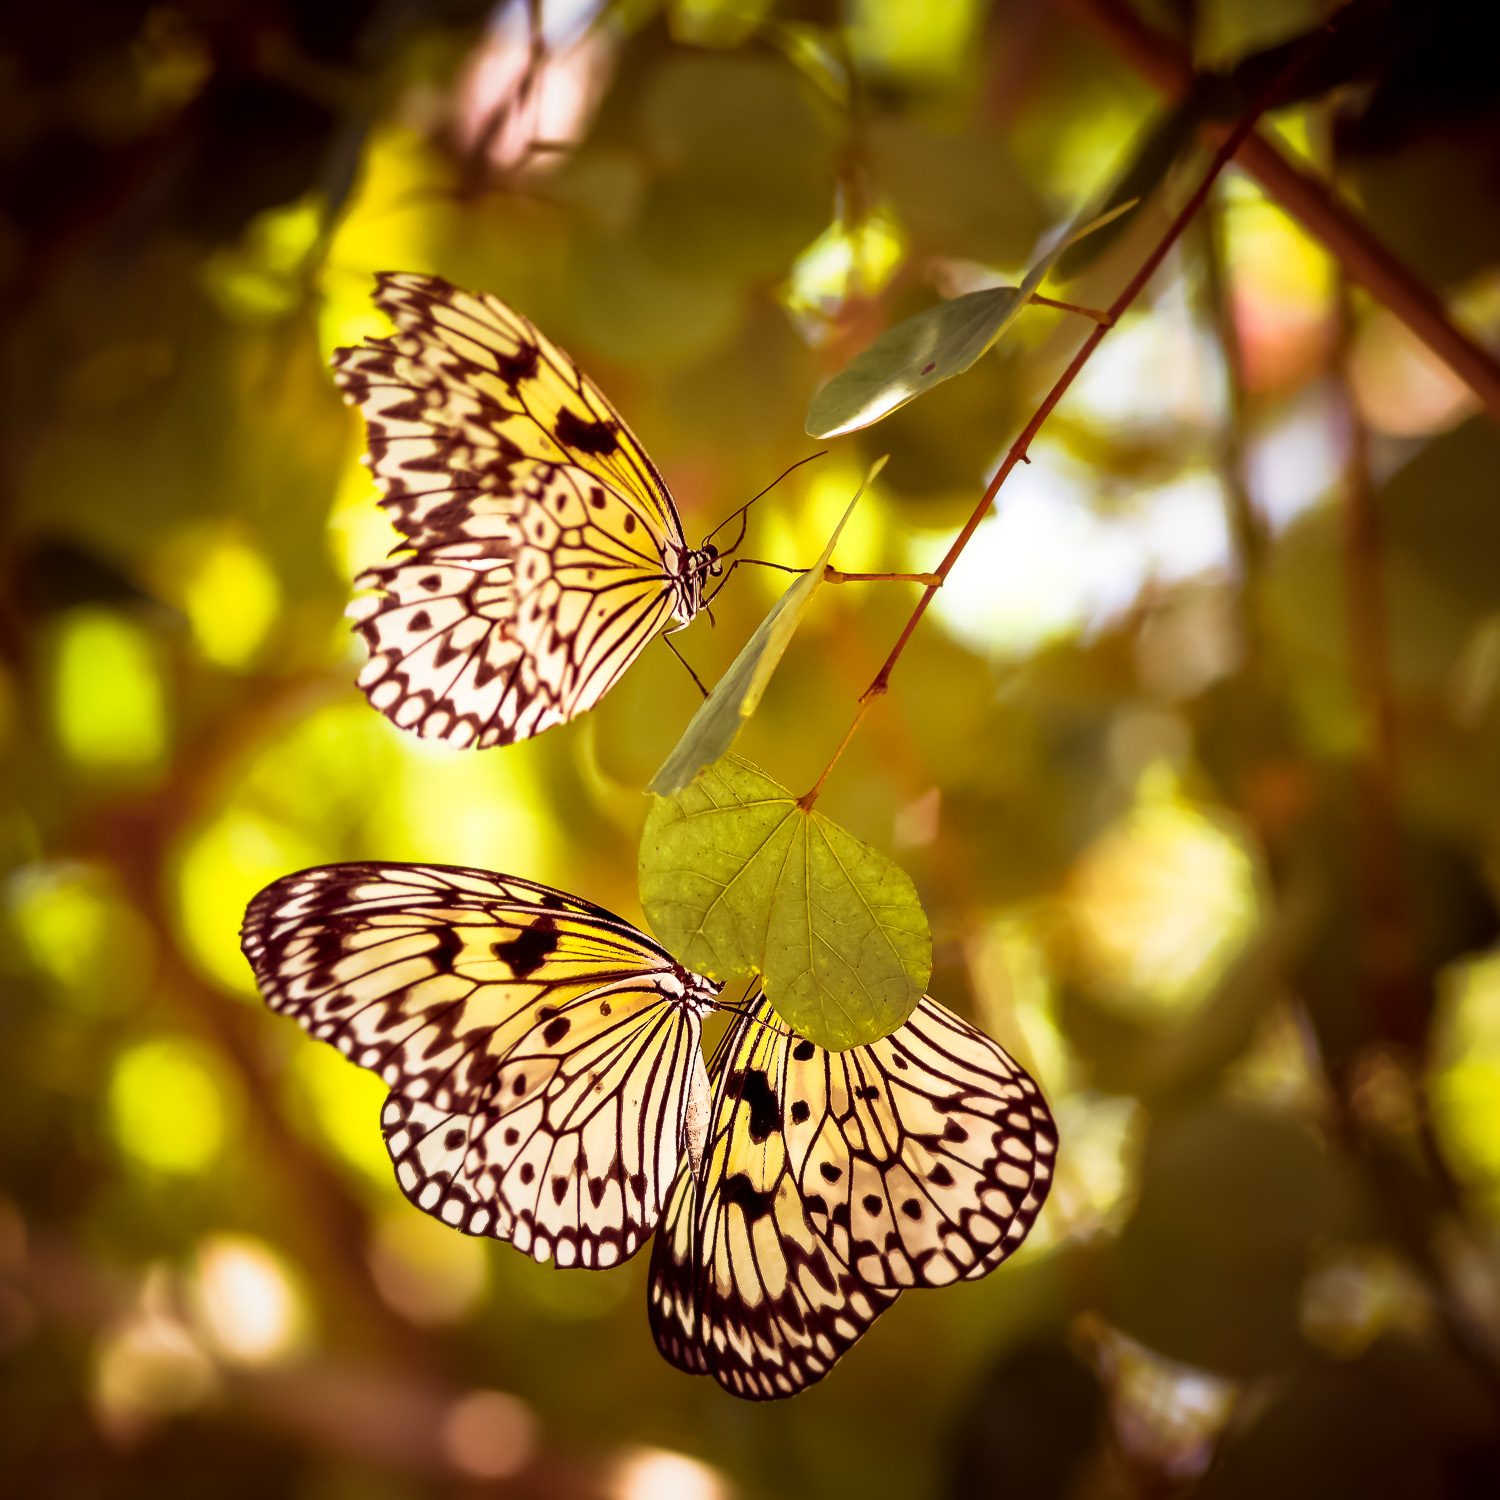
xmin=1029 ymin=292 xmax=1114 ymax=324
xmin=1063 ymin=0 xmax=1500 ymax=424
xmin=800 ymin=30 xmax=1330 ymax=806
xmin=824 ymin=568 xmax=943 ymax=586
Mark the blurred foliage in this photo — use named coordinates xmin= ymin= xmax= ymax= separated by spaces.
xmin=4 ymin=0 xmax=1500 ymax=1497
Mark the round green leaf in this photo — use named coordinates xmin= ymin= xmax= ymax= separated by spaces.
xmin=639 ymin=755 xmax=931 ymax=1050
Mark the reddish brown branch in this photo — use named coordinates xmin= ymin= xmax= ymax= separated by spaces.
xmin=802 ymin=33 xmax=1327 ymax=804
xmin=1062 ymin=0 xmax=1500 ymax=424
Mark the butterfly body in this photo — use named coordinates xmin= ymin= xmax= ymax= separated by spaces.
xmin=241 ymin=863 xmax=721 ymax=1267
xmin=334 ymin=274 xmax=722 ymax=748
xmin=648 ymin=994 xmax=1055 ymax=1399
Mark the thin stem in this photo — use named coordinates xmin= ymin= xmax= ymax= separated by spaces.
xmin=799 ymin=26 xmax=1329 ymax=808
xmin=1063 ymin=0 xmax=1500 ymax=424
xmin=1028 ymin=292 xmax=1114 ymax=324
xmin=824 ymin=568 xmax=943 ymax=585
xmin=798 ymin=696 xmax=876 ymax=810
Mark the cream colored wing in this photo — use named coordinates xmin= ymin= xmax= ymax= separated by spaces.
xmin=241 ymin=863 xmax=720 ymax=1267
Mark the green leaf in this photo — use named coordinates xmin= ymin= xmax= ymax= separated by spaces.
xmin=639 ymin=755 xmax=931 ymax=1050
xmin=646 ymin=458 xmax=886 ymax=797
xmin=804 ymin=200 xmax=1137 ymax=439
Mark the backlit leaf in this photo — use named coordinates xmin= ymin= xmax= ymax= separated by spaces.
xmin=639 ymin=754 xmax=931 ymax=1049
xmin=805 ymin=200 xmax=1137 ymax=438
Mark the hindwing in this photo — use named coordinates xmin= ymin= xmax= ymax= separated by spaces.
xmin=784 ymin=998 xmax=1056 ymax=1288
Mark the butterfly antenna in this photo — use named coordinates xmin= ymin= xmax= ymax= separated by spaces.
xmin=663 ymin=632 xmax=710 ymax=698
xmin=702 ymin=450 xmax=828 ymax=557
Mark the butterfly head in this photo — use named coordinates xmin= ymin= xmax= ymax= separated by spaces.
xmin=671 ymin=543 xmax=723 ymax=624
xmin=661 ymin=961 xmax=723 ymax=1018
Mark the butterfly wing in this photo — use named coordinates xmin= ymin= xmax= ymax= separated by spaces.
xmin=646 ymin=995 xmax=1055 ymax=1399
xmin=646 ymin=1158 xmax=710 ymax=1376
xmin=241 ymin=862 xmax=719 ymax=1267
xmin=333 ymin=273 xmax=696 ymax=747
xmin=349 ymin=460 xmax=684 ymax=747
xmin=334 ymin=272 xmax=684 ymax=548
xmin=784 ymin=997 xmax=1057 ymax=1289
xmin=653 ymin=1002 xmax=900 ymax=1401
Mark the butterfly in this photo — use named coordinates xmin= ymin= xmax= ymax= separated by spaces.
xmin=331 ymin=273 xmax=724 ymax=749
xmin=240 ymin=862 xmax=721 ymax=1268
xmin=648 ymin=992 xmax=1056 ymax=1399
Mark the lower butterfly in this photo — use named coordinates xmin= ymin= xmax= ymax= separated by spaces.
xmin=648 ymin=993 xmax=1056 ymax=1399
xmin=240 ymin=863 xmax=721 ymax=1268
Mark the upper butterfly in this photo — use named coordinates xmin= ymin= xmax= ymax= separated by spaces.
xmin=241 ymin=862 xmax=721 ymax=1269
xmin=332 ymin=273 xmax=722 ymax=747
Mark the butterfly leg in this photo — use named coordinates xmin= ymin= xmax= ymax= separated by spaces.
xmin=662 ymin=632 xmax=710 ymax=698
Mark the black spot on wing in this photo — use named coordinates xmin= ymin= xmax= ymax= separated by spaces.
xmin=430 ymin=926 xmax=464 ymax=970
xmin=722 ymin=1173 xmax=776 ymax=1223
xmin=737 ymin=1068 xmax=781 ymax=1143
xmin=496 ymin=342 xmax=539 ymax=386
xmin=555 ymin=407 xmax=618 ymax=455
xmin=492 ymin=919 xmax=559 ymax=978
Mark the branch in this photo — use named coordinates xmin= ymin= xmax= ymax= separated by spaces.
xmin=1062 ymin=0 xmax=1500 ymax=425
xmin=802 ymin=30 xmax=1329 ymax=805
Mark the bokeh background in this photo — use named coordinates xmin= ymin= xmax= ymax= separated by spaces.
xmin=5 ymin=0 xmax=1500 ymax=1495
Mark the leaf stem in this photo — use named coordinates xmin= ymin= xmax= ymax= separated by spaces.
xmin=824 ymin=568 xmax=943 ymax=585
xmin=800 ymin=25 xmax=1331 ymax=808
xmin=1027 ymin=292 xmax=1114 ymax=324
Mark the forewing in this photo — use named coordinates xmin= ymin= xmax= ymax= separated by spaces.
xmin=692 ymin=1006 xmax=899 ymax=1400
xmin=785 ymin=997 xmax=1056 ymax=1289
xmin=349 ymin=462 xmax=678 ymax=747
xmin=332 ymin=272 xmax=683 ymax=550
xmin=241 ymin=862 xmax=710 ymax=1265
